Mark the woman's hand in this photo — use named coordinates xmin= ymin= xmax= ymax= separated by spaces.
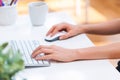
xmin=32 ymin=45 xmax=79 ymax=62
xmin=47 ymin=23 xmax=84 ymax=40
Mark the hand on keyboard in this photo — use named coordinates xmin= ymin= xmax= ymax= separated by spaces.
xmin=32 ymin=45 xmax=78 ymax=62
xmin=10 ymin=40 xmax=50 ymax=67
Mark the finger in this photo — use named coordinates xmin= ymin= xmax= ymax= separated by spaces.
xmin=32 ymin=48 xmax=53 ymax=58
xmin=48 ymin=23 xmax=68 ymax=37
xmin=46 ymin=25 xmax=56 ymax=36
xmin=59 ymin=32 xmax=72 ymax=40
xmin=50 ymin=26 xmax=64 ymax=37
xmin=50 ymin=23 xmax=66 ymax=37
xmin=32 ymin=45 xmax=51 ymax=54
xmin=35 ymin=55 xmax=53 ymax=60
xmin=32 ymin=45 xmax=42 ymax=54
xmin=50 ymin=28 xmax=59 ymax=37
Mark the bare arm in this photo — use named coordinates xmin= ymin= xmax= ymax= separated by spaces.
xmin=76 ymin=42 xmax=120 ymax=60
xmin=46 ymin=19 xmax=120 ymax=40
xmin=32 ymin=42 xmax=120 ymax=62
xmin=31 ymin=19 xmax=120 ymax=62
xmin=82 ymin=19 xmax=120 ymax=35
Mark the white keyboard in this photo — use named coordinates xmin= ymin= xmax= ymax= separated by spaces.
xmin=10 ymin=40 xmax=50 ymax=67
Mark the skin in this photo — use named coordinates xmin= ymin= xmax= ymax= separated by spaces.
xmin=32 ymin=19 xmax=120 ymax=62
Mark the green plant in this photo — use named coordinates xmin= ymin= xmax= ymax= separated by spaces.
xmin=0 ymin=42 xmax=24 ymax=80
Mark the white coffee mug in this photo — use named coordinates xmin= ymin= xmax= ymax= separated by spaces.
xmin=28 ymin=2 xmax=48 ymax=26
xmin=0 ymin=5 xmax=17 ymax=26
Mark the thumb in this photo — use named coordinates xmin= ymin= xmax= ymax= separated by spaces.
xmin=59 ymin=33 xmax=71 ymax=40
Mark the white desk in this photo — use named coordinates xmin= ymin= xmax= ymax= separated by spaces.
xmin=0 ymin=12 xmax=120 ymax=80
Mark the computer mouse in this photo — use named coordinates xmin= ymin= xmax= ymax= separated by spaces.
xmin=45 ymin=31 xmax=66 ymax=42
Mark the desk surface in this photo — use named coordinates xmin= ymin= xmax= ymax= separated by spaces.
xmin=0 ymin=12 xmax=120 ymax=80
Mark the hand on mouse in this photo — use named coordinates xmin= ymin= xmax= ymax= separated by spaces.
xmin=32 ymin=45 xmax=79 ymax=62
xmin=46 ymin=23 xmax=85 ymax=40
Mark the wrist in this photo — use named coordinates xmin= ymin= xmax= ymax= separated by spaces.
xmin=75 ymin=48 xmax=93 ymax=60
xmin=77 ymin=24 xmax=90 ymax=34
xmin=75 ymin=48 xmax=87 ymax=60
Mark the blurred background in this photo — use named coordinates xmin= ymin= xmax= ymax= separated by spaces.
xmin=17 ymin=0 xmax=120 ymax=67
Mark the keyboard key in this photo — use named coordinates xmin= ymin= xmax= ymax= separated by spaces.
xmin=10 ymin=40 xmax=50 ymax=67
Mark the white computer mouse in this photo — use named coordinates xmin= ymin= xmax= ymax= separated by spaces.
xmin=45 ymin=31 xmax=66 ymax=42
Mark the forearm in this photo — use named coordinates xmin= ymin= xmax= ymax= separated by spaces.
xmin=76 ymin=42 xmax=120 ymax=60
xmin=80 ymin=19 xmax=120 ymax=35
